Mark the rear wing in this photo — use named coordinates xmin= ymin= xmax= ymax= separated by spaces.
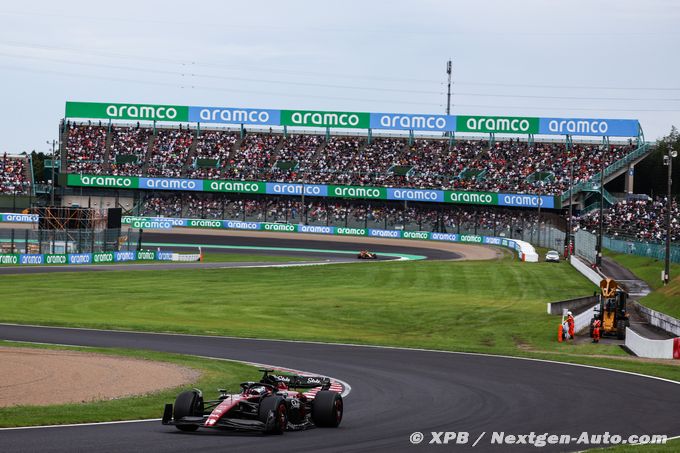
xmin=269 ymin=374 xmax=331 ymax=389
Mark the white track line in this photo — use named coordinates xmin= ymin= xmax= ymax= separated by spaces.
xmin=0 ymin=419 xmax=161 ymax=431
xmin=3 ymin=322 xmax=678 ymax=388
xmin=0 ymin=341 xmax=351 ymax=431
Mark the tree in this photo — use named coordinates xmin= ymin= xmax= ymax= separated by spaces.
xmin=634 ymin=127 xmax=680 ymax=197
xmin=30 ymin=151 xmax=47 ymax=183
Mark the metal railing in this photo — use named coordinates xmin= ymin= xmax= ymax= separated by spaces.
xmin=561 ymin=143 xmax=651 ymax=202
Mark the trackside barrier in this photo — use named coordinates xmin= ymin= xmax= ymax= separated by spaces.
xmin=171 ymin=253 xmax=201 ymax=262
xmin=119 ymin=216 xmax=539 ymax=262
xmin=569 ymin=255 xmax=602 ymax=286
xmin=546 ymin=295 xmax=598 ymax=315
xmin=0 ymin=213 xmax=540 ymax=262
xmin=0 ymin=251 xmax=173 ymax=266
xmin=573 ymin=304 xmax=597 ymax=333
xmin=625 ymin=328 xmax=680 ymax=359
xmin=631 ymin=301 xmax=680 ymax=337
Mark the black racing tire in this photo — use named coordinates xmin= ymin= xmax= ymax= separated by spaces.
xmin=312 ymin=391 xmax=343 ymax=428
xmin=616 ymin=319 xmax=626 ymax=340
xmin=259 ymin=396 xmax=287 ymax=434
xmin=589 ymin=320 xmax=595 ymax=339
xmin=173 ymin=390 xmax=203 ymax=432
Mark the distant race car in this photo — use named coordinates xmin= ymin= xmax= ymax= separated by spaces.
xmin=357 ymin=250 xmax=378 ymax=260
xmin=545 ymin=250 xmax=560 ymax=262
xmin=162 ymin=369 xmax=343 ymax=434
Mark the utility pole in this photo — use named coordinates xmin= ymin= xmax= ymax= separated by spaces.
xmin=664 ymin=145 xmax=677 ymax=285
xmin=568 ymin=157 xmax=574 ymax=256
xmin=596 ymin=145 xmax=606 ymax=267
xmin=47 ymin=139 xmax=57 ymax=206
xmin=446 ymin=59 xmax=452 ymax=115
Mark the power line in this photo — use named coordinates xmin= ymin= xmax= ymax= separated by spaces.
xmin=0 ymin=64 xmax=441 ymax=107
xmin=3 ymin=40 xmax=680 ymax=92
xmin=0 ymin=52 xmax=444 ymax=95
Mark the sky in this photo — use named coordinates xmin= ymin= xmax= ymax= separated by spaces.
xmin=1 ymin=0 xmax=679 ymax=154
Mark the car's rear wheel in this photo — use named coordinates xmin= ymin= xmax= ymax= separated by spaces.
xmin=259 ymin=396 xmax=287 ymax=434
xmin=312 ymin=391 xmax=343 ymax=427
xmin=173 ymin=390 xmax=203 ymax=432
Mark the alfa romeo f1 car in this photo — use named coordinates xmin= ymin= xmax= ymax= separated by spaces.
xmin=162 ymin=369 xmax=343 ymax=434
xmin=357 ymin=250 xmax=377 ymax=259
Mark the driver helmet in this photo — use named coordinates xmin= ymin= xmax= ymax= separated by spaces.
xmin=566 ymin=311 xmax=573 ymax=317
xmin=249 ymin=385 xmax=268 ymax=396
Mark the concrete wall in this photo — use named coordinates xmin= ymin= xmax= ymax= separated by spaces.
xmin=632 ymin=301 xmax=680 ymax=337
xmin=547 ymin=295 xmax=598 ymax=315
xmin=569 ymin=255 xmax=602 ymax=286
xmin=625 ymin=328 xmax=679 ymax=359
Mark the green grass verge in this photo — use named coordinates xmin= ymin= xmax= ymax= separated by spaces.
xmin=0 ymin=341 xmax=256 ymax=427
xmin=0 ymin=252 xmax=312 ymax=267
xmin=0 ymin=257 xmax=598 ymax=355
xmin=604 ymin=250 xmax=680 ymax=319
xmin=199 ymin=252 xmax=312 ymax=263
xmin=2 ymin=255 xmax=679 ymax=378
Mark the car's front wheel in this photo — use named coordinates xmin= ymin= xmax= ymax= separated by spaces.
xmin=259 ymin=396 xmax=287 ymax=434
xmin=173 ymin=390 xmax=203 ymax=432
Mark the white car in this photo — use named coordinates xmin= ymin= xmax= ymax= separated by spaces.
xmin=545 ymin=250 xmax=560 ymax=262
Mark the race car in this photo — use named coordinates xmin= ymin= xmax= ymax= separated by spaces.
xmin=357 ymin=250 xmax=377 ymax=259
xmin=162 ymin=369 xmax=343 ymax=434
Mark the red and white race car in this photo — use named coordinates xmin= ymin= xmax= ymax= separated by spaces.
xmin=162 ymin=369 xmax=343 ymax=434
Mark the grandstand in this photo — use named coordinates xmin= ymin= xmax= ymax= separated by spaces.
xmin=0 ymin=153 xmax=32 ymax=196
xmin=60 ymin=121 xmax=643 ymax=199
xmin=5 ymin=102 xmax=678 ymax=257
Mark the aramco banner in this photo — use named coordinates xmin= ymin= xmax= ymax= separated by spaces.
xmin=65 ymin=174 xmax=560 ymax=209
xmin=65 ymin=102 xmax=640 ymax=137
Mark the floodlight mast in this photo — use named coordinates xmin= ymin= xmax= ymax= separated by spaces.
xmin=446 ymin=59 xmax=452 ymax=116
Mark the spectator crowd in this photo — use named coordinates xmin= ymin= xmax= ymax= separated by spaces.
xmin=578 ymin=196 xmax=679 ymax=243
xmin=0 ymin=153 xmax=30 ymax=194
xmin=63 ymin=122 xmax=637 ymax=197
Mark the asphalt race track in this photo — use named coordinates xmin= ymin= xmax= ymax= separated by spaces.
xmin=1 ymin=234 xmax=679 ymax=452
xmin=1 ymin=325 xmax=679 ymax=452
xmin=142 ymin=231 xmax=462 ymax=260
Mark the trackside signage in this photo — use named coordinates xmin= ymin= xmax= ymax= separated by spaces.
xmin=457 ymin=116 xmax=540 ymax=134
xmin=113 ymin=216 xmax=539 ymax=260
xmin=66 ymin=102 xmax=189 ymax=122
xmin=538 ymin=118 xmax=639 ymax=137
xmin=280 ymin=110 xmax=370 ymax=129
xmin=0 ymin=213 xmax=38 ymax=223
xmin=66 ymin=101 xmax=639 ymax=137
xmin=370 ymin=113 xmax=456 ymax=132
xmin=67 ymin=174 xmax=136 ymax=189
xmin=498 ymin=193 xmax=555 ymax=209
xmin=0 ymin=252 xmax=175 ymax=266
xmin=64 ymin=176 xmax=560 ymax=209
xmin=189 ymin=107 xmax=280 ymax=125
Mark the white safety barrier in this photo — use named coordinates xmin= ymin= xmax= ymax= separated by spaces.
xmin=569 ymin=255 xmax=602 ymax=286
xmin=512 ymin=239 xmax=539 ymax=262
xmin=625 ymin=328 xmax=679 ymax=359
xmin=170 ymin=253 xmax=201 ymax=262
xmin=573 ymin=305 xmax=597 ymax=333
